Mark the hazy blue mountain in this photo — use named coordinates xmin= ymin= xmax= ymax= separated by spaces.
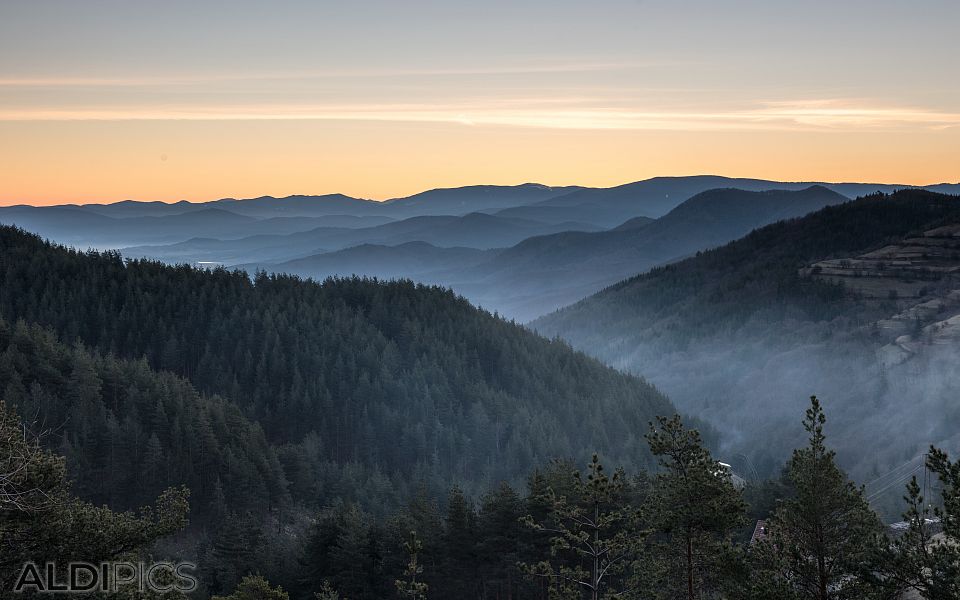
xmin=0 ymin=205 xmax=119 ymax=238
xmin=0 ymin=204 xmax=396 ymax=249
xmin=452 ymin=186 xmax=848 ymax=320
xmin=0 ymin=206 xmax=257 ymax=248
xmin=243 ymin=214 xmax=396 ymax=231
xmin=494 ymin=176 xmax=960 ymax=228
xmin=122 ymin=212 xmax=599 ymax=265
xmin=65 ymin=199 xmax=213 ymax=218
xmin=211 ymin=193 xmax=381 ymax=217
xmin=225 ymin=186 xmax=848 ymax=321
xmin=15 ymin=178 xmax=958 ymax=250
xmin=380 ymin=183 xmax=585 ymax=216
xmin=60 ymin=193 xmax=379 ymax=219
xmin=347 ymin=212 xmax=599 ymax=248
xmin=62 ymin=184 xmax=582 ymax=221
xmin=240 ymin=241 xmax=499 ymax=282
xmin=209 ymin=184 xmax=582 ymax=218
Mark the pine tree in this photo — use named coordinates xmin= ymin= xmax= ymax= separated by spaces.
xmin=520 ymin=454 xmax=641 ymax=600
xmin=313 ymin=580 xmax=341 ymax=600
xmin=396 ymin=530 xmax=429 ymax=600
xmin=478 ymin=482 xmax=524 ymax=599
xmin=644 ymin=415 xmax=747 ymax=600
xmin=142 ymin=432 xmax=165 ymax=490
xmin=750 ymin=397 xmax=884 ymax=600
xmin=440 ymin=485 xmax=476 ymax=597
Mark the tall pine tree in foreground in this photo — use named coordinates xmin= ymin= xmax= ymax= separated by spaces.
xmin=520 ymin=454 xmax=643 ymax=600
xmin=750 ymin=396 xmax=884 ymax=600
xmin=643 ymin=415 xmax=747 ymax=600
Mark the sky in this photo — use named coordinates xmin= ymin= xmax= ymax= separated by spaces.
xmin=1 ymin=0 xmax=958 ymax=205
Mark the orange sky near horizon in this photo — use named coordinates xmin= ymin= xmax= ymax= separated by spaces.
xmin=2 ymin=119 xmax=957 ymax=206
xmin=1 ymin=0 xmax=957 ymax=206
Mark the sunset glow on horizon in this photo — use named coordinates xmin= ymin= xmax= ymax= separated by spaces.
xmin=2 ymin=0 xmax=958 ymax=206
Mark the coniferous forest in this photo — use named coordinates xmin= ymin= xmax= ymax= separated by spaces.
xmin=4 ymin=219 xmax=960 ymax=598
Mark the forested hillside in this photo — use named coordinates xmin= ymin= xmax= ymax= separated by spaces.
xmin=0 ymin=318 xmax=286 ymax=517
xmin=0 ymin=225 xmax=683 ymax=501
xmin=534 ymin=190 xmax=960 ymax=487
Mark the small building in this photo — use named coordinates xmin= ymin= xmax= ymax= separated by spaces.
xmin=751 ymin=520 xmax=768 ymax=545
xmin=717 ymin=461 xmax=747 ymax=489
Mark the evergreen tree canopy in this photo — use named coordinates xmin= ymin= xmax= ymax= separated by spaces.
xmin=644 ymin=415 xmax=747 ymax=600
xmin=750 ymin=397 xmax=884 ymax=600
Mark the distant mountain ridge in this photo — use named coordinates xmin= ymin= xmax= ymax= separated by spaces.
xmin=237 ymin=185 xmax=849 ymax=321
xmin=381 ymin=183 xmax=586 ymax=216
xmin=4 ymin=176 xmax=959 ymax=321
xmin=451 ymin=185 xmax=849 ymax=319
xmin=10 ymin=176 xmax=956 ymax=222
xmin=121 ymin=211 xmax=600 ymax=265
xmin=490 ymin=176 xmax=960 ymax=227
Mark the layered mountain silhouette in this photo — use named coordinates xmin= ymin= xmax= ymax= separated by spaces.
xmin=188 ymin=185 xmax=847 ymax=320
xmin=9 ymin=176 xmax=956 ymax=250
xmin=380 ymin=183 xmax=585 ymax=216
xmin=489 ymin=176 xmax=949 ymax=227
xmin=451 ymin=185 xmax=848 ymax=319
xmin=122 ymin=212 xmax=598 ymax=266
xmin=0 ymin=204 xmax=396 ymax=248
xmin=4 ymin=176 xmax=959 ymax=322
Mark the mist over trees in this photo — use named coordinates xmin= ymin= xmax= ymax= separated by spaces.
xmin=534 ymin=189 xmax=960 ymax=505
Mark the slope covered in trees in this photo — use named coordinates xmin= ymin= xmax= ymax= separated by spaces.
xmin=0 ymin=225 xmax=681 ymax=501
xmin=0 ymin=318 xmax=286 ymax=518
xmin=534 ymin=189 xmax=960 ymax=487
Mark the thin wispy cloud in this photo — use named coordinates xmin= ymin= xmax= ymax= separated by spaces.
xmin=750 ymin=100 xmax=960 ymax=129
xmin=2 ymin=99 xmax=956 ymax=133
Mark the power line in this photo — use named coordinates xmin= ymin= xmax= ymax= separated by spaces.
xmin=866 ymin=463 xmax=924 ymax=503
xmin=864 ymin=454 xmax=923 ymax=490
